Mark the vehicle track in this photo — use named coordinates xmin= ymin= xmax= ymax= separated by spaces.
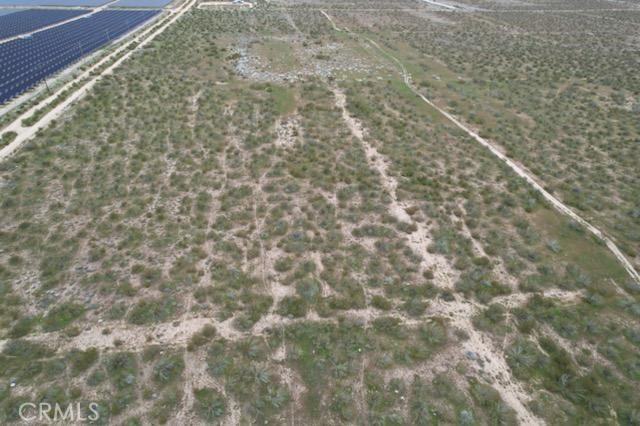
xmin=321 ymin=9 xmax=639 ymax=424
xmin=333 ymin=87 xmax=455 ymax=287
xmin=320 ymin=10 xmax=640 ymax=286
xmin=332 ymin=84 xmax=543 ymax=426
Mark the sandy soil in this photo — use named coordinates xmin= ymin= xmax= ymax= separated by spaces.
xmin=321 ymin=11 xmax=639 ymax=286
xmin=325 ymin=14 xmax=546 ymax=425
xmin=333 ymin=87 xmax=455 ymax=287
xmin=274 ymin=114 xmax=301 ymax=148
xmin=197 ymin=1 xmax=253 ymax=9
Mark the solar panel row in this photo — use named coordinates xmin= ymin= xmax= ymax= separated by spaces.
xmin=110 ymin=0 xmax=171 ymax=8
xmin=0 ymin=8 xmax=23 ymax=16
xmin=0 ymin=8 xmax=89 ymax=40
xmin=0 ymin=9 xmax=159 ymax=104
xmin=0 ymin=0 xmax=107 ymax=7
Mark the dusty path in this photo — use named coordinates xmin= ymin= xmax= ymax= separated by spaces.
xmin=282 ymin=9 xmax=301 ymax=33
xmin=427 ymin=293 xmax=545 ymax=425
xmin=197 ymin=1 xmax=253 ymax=9
xmin=332 ymin=85 xmax=543 ymax=426
xmin=419 ymin=0 xmax=459 ymax=11
xmin=450 ymin=299 xmax=542 ymax=425
xmin=0 ymin=308 xmax=404 ymax=354
xmin=0 ymin=0 xmax=195 ymax=162
xmin=320 ymin=10 xmax=640 ymax=285
xmin=333 ymin=87 xmax=454 ymax=287
xmin=0 ymin=287 xmax=580 ymax=354
xmin=320 ymin=10 xmax=341 ymax=31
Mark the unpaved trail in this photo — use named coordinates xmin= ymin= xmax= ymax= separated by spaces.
xmin=429 ymin=293 xmax=545 ymax=425
xmin=197 ymin=1 xmax=253 ymax=9
xmin=367 ymin=37 xmax=640 ymax=285
xmin=320 ymin=11 xmax=639 ymax=285
xmin=0 ymin=301 xmax=513 ymax=355
xmin=0 ymin=316 xmax=241 ymax=354
xmin=493 ymin=288 xmax=583 ymax=308
xmin=282 ymin=9 xmax=301 ymax=34
xmin=0 ymin=0 xmax=195 ymax=162
xmin=419 ymin=0 xmax=459 ymax=11
xmin=449 ymin=299 xmax=542 ymax=426
xmin=173 ymin=351 xmax=242 ymax=426
xmin=332 ymin=85 xmax=542 ymax=425
xmin=320 ymin=10 xmax=341 ymax=31
xmin=1 ymin=284 xmax=576 ymax=349
xmin=333 ymin=87 xmax=455 ymax=287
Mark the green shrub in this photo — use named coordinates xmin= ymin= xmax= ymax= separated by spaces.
xmin=0 ymin=340 xmax=53 ymax=383
xmin=105 ymin=352 xmax=138 ymax=390
xmin=2 ymin=339 xmax=53 ymax=360
xmin=42 ymin=302 xmax=85 ymax=332
xmin=194 ymin=387 xmax=226 ymax=421
xmin=188 ymin=324 xmax=217 ymax=351
xmin=371 ymin=295 xmax=392 ymax=310
xmin=153 ymin=353 xmax=185 ymax=385
xmin=68 ymin=348 xmax=99 ymax=375
xmin=127 ymin=297 xmax=177 ymax=325
xmin=278 ymin=296 xmax=308 ymax=318
xmin=0 ymin=131 xmax=17 ymax=149
xmin=8 ymin=316 xmax=38 ymax=338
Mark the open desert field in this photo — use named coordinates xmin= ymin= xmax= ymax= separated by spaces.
xmin=0 ymin=0 xmax=639 ymax=424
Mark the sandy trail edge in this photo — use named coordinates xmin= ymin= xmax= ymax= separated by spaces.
xmin=319 ymin=10 xmax=639 ymax=285
xmin=332 ymin=85 xmax=543 ymax=426
xmin=333 ymin=87 xmax=454 ymax=287
xmin=366 ymin=38 xmax=640 ymax=285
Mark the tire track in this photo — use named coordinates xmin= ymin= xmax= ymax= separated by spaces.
xmin=320 ymin=10 xmax=639 ymax=286
xmin=332 ymin=83 xmax=543 ymax=426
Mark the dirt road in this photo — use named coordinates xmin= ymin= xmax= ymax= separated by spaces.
xmin=320 ymin=10 xmax=639 ymax=286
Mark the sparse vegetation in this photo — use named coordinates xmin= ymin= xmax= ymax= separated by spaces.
xmin=0 ymin=1 xmax=638 ymax=424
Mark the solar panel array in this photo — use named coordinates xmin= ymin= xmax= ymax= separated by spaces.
xmin=0 ymin=0 xmax=107 ymax=7
xmin=0 ymin=8 xmax=88 ymax=40
xmin=0 ymin=9 xmax=159 ymax=103
xmin=110 ymin=0 xmax=171 ymax=8
xmin=0 ymin=8 xmax=23 ymax=16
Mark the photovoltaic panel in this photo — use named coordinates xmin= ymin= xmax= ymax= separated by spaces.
xmin=110 ymin=0 xmax=171 ymax=7
xmin=0 ymin=8 xmax=23 ymax=15
xmin=0 ymin=9 xmax=160 ymax=104
xmin=0 ymin=9 xmax=89 ymax=40
xmin=0 ymin=0 xmax=108 ymax=6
